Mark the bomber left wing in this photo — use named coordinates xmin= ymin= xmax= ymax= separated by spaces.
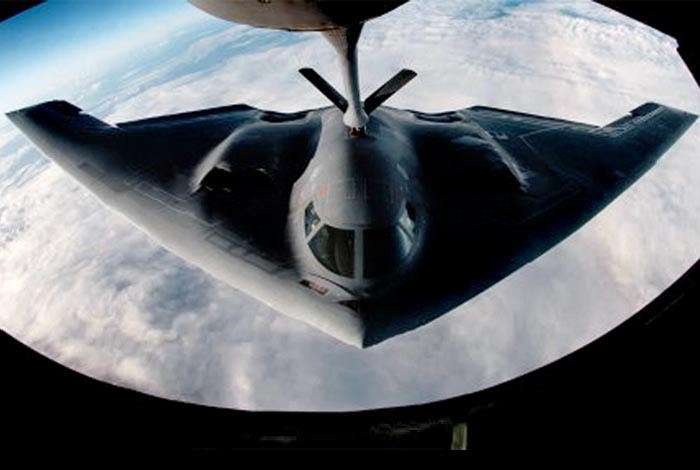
xmin=7 ymin=100 xmax=367 ymax=347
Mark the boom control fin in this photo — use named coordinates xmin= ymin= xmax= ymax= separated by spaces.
xmin=299 ymin=67 xmax=417 ymax=129
xmin=299 ymin=68 xmax=348 ymax=113
xmin=364 ymin=68 xmax=417 ymax=114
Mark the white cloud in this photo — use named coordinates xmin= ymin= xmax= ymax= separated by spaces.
xmin=0 ymin=0 xmax=698 ymax=411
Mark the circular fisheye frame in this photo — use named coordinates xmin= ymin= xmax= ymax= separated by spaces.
xmin=0 ymin=0 xmax=697 ymax=412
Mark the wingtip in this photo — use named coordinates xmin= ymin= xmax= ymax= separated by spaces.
xmin=4 ymin=101 xmax=83 ymax=135
xmin=5 ymin=108 xmax=28 ymax=129
xmin=5 ymin=109 xmax=20 ymax=120
xmin=5 ymin=100 xmax=81 ymax=119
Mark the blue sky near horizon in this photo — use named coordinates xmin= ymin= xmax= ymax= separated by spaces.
xmin=0 ymin=0 xmax=216 ymax=112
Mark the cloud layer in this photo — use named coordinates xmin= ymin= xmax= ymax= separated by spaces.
xmin=0 ymin=0 xmax=698 ymax=411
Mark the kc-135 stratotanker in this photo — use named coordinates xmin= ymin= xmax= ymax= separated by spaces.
xmin=8 ymin=0 xmax=697 ymax=347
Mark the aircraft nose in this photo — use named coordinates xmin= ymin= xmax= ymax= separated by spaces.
xmin=313 ymin=177 xmax=406 ymax=229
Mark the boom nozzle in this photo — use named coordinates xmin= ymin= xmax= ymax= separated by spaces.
xmin=189 ymin=0 xmax=414 ymax=131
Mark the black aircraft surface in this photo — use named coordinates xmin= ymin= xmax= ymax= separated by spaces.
xmin=7 ymin=0 xmax=697 ymax=347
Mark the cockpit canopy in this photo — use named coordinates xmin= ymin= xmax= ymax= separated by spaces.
xmin=304 ymin=201 xmax=417 ymax=279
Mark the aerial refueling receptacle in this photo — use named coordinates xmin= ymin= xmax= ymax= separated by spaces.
xmin=188 ymin=0 xmax=416 ymax=134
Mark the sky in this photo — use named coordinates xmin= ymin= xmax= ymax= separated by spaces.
xmin=0 ymin=0 xmax=698 ymax=411
xmin=0 ymin=0 xmax=217 ymax=112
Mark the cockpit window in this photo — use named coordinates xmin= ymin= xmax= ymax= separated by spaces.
xmin=304 ymin=202 xmax=321 ymax=236
xmin=309 ymin=225 xmax=355 ymax=277
xmin=305 ymin=201 xmax=418 ymax=279
xmin=363 ymin=225 xmax=412 ymax=278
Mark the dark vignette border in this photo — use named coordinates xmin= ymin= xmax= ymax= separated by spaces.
xmin=1 ymin=0 xmax=698 ymax=452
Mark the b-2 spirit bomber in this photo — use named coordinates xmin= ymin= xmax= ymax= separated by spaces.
xmin=8 ymin=0 xmax=697 ymax=347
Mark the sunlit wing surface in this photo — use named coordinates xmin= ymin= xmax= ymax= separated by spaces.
xmin=7 ymin=100 xmax=696 ymax=347
xmin=6 ymin=101 xmax=365 ymax=347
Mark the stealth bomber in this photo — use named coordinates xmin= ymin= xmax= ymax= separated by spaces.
xmin=7 ymin=0 xmax=697 ymax=347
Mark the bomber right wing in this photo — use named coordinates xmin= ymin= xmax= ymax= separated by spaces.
xmin=357 ymin=102 xmax=697 ymax=346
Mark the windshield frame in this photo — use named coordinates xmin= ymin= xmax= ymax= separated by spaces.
xmin=303 ymin=201 xmax=418 ymax=281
